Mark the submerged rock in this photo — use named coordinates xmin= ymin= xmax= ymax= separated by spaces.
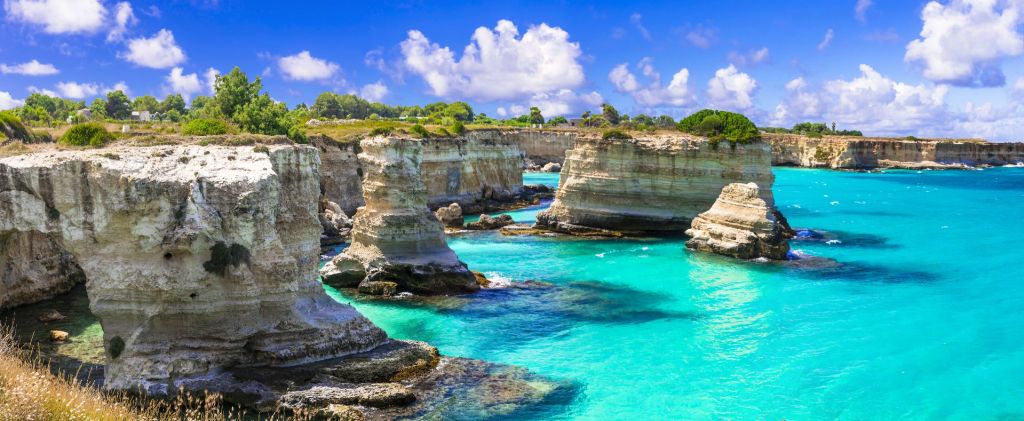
xmin=685 ymin=182 xmax=793 ymax=260
xmin=434 ymin=202 xmax=464 ymax=228
xmin=321 ymin=137 xmax=479 ymax=296
xmin=465 ymin=214 xmax=514 ymax=230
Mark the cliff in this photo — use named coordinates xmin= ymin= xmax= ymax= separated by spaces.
xmin=321 ymin=137 xmax=479 ymax=295
xmin=0 ymin=230 xmax=86 ymax=310
xmin=536 ymin=135 xmax=776 ymax=234
xmin=765 ymin=133 xmax=1024 ymax=169
xmin=685 ymin=183 xmax=792 ymax=260
xmin=0 ymin=145 xmax=387 ymax=394
xmin=312 ymin=136 xmax=364 ymax=216
xmin=510 ymin=129 xmax=576 ymax=167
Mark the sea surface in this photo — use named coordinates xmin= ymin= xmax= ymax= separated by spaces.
xmin=324 ymin=168 xmax=1024 ymax=420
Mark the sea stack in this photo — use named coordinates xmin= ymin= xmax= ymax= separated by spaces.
xmin=536 ymin=135 xmax=775 ymax=234
xmin=320 ymin=137 xmax=479 ymax=295
xmin=685 ymin=182 xmax=793 ymax=260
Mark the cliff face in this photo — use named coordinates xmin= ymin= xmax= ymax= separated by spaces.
xmin=0 ymin=230 xmax=86 ymax=310
xmin=766 ymin=133 xmax=1024 ymax=169
xmin=321 ymin=137 xmax=478 ymax=295
xmin=312 ymin=137 xmax=364 ymax=216
xmin=536 ymin=135 xmax=776 ymax=233
xmin=420 ymin=131 xmax=525 ymax=209
xmin=685 ymin=183 xmax=792 ymax=260
xmin=0 ymin=145 xmax=387 ymax=393
xmin=511 ymin=130 xmax=576 ymax=166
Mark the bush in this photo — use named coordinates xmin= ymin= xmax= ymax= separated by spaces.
xmin=182 ymin=119 xmax=230 ymax=136
xmin=368 ymin=127 xmax=394 ymax=137
xmin=287 ymin=125 xmax=308 ymax=144
xmin=410 ymin=124 xmax=430 ymax=138
xmin=59 ymin=123 xmax=112 ymax=147
xmin=677 ymin=109 xmax=759 ymax=144
xmin=806 ymin=131 xmax=823 ymax=139
xmin=0 ymin=111 xmax=33 ymax=142
xmin=451 ymin=120 xmax=466 ymax=135
xmin=602 ymin=129 xmax=632 ymax=140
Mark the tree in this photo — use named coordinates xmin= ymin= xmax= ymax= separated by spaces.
xmin=89 ymin=98 xmax=108 ymax=119
xmin=547 ymin=116 xmax=568 ymax=125
xmin=232 ymin=93 xmax=288 ymax=135
xmin=444 ymin=101 xmax=474 ymax=122
xmin=160 ymin=94 xmax=187 ymax=115
xmin=633 ymin=114 xmax=654 ymax=127
xmin=656 ymin=115 xmax=675 ymax=128
xmin=677 ymin=109 xmax=760 ymax=144
xmin=528 ymin=106 xmax=544 ymax=124
xmin=601 ymin=103 xmax=620 ymax=125
xmin=214 ymin=67 xmax=262 ymax=119
xmin=132 ymin=95 xmax=160 ymax=112
xmin=105 ymin=90 xmax=132 ymax=120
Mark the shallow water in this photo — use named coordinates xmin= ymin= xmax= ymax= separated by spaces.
xmin=329 ymin=167 xmax=1024 ymax=419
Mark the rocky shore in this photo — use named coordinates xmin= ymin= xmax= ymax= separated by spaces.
xmin=765 ymin=133 xmax=1024 ymax=169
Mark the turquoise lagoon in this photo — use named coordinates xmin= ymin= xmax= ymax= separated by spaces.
xmin=324 ymin=168 xmax=1024 ymax=419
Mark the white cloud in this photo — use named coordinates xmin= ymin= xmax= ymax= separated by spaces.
xmin=3 ymin=0 xmax=106 ymax=34
xmin=728 ymin=47 xmax=770 ymax=66
xmin=818 ymin=28 xmax=835 ymax=51
xmin=707 ymin=65 xmax=758 ymax=111
xmin=1014 ymin=77 xmax=1024 ymax=97
xmin=526 ymin=89 xmax=603 ymax=116
xmin=106 ymin=1 xmax=137 ymax=42
xmin=630 ymin=13 xmax=651 ymax=41
xmin=609 ymin=58 xmax=695 ymax=108
xmin=771 ymin=64 xmax=949 ymax=134
xmin=905 ymin=0 xmax=1024 ymax=87
xmin=855 ymin=0 xmax=873 ymax=22
xmin=277 ymin=50 xmax=340 ymax=81
xmin=108 ymin=81 xmax=129 ymax=96
xmin=121 ymin=29 xmax=187 ymax=69
xmin=400 ymin=20 xmax=586 ymax=102
xmin=165 ymin=67 xmax=203 ymax=100
xmin=0 ymin=91 xmax=24 ymax=110
xmin=204 ymin=68 xmax=219 ymax=94
xmin=27 ymin=86 xmax=59 ymax=97
xmin=684 ymin=26 xmax=717 ymax=48
xmin=0 ymin=59 xmax=59 ymax=76
xmin=55 ymin=81 xmax=100 ymax=99
xmin=359 ymin=81 xmax=389 ymax=102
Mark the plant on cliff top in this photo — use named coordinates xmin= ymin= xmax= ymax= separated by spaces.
xmin=0 ymin=111 xmax=34 ymax=143
xmin=602 ymin=129 xmax=632 ymax=140
xmin=451 ymin=120 xmax=467 ymax=135
xmin=677 ymin=109 xmax=759 ymax=144
xmin=369 ymin=126 xmax=394 ymax=137
xmin=410 ymin=124 xmax=430 ymax=138
xmin=59 ymin=122 xmax=112 ymax=147
xmin=182 ymin=118 xmax=230 ymax=136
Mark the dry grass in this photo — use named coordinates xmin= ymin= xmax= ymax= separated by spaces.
xmin=0 ymin=141 xmax=32 ymax=158
xmin=0 ymin=326 xmax=316 ymax=420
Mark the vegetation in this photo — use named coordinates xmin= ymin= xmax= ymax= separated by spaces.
xmin=105 ymin=90 xmax=132 ymax=121
xmin=368 ymin=126 xmax=394 ymax=137
xmin=601 ymin=103 xmax=621 ymax=125
xmin=528 ymin=107 xmax=545 ymax=125
xmin=677 ymin=109 xmax=760 ymax=144
xmin=451 ymin=120 xmax=466 ymax=135
xmin=182 ymin=119 xmax=230 ymax=136
xmin=0 ymin=111 xmax=33 ymax=142
xmin=59 ymin=122 xmax=112 ymax=147
xmin=410 ymin=124 xmax=430 ymax=138
xmin=765 ymin=122 xmax=864 ymax=137
xmin=602 ymin=129 xmax=632 ymax=140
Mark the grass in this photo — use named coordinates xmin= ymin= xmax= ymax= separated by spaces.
xmin=0 ymin=325 xmax=317 ymax=420
xmin=0 ymin=141 xmax=31 ymax=157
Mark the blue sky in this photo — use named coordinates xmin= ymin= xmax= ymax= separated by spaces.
xmin=2 ymin=0 xmax=1024 ymax=140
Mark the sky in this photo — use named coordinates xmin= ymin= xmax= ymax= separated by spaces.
xmin=2 ymin=0 xmax=1024 ymax=140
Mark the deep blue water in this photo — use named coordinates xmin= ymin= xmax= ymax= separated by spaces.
xmin=324 ymin=167 xmax=1024 ymax=419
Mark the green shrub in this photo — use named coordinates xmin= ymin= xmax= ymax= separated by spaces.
xmin=182 ymin=118 xmax=230 ymax=136
xmin=0 ymin=111 xmax=33 ymax=142
xmin=451 ymin=120 xmax=466 ymax=135
xmin=602 ymin=129 xmax=632 ymax=140
xmin=410 ymin=124 xmax=430 ymax=138
xmin=437 ymin=127 xmax=451 ymax=137
xmin=368 ymin=127 xmax=394 ymax=137
xmin=806 ymin=131 xmax=823 ymax=139
xmin=59 ymin=123 xmax=112 ymax=147
xmin=287 ymin=125 xmax=308 ymax=144
xmin=677 ymin=109 xmax=759 ymax=144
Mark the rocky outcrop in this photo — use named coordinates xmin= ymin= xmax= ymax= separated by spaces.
xmin=434 ymin=203 xmax=464 ymax=228
xmin=512 ymin=130 xmax=576 ymax=167
xmin=541 ymin=162 xmax=561 ymax=172
xmin=685 ymin=183 xmax=793 ymax=259
xmin=766 ymin=133 xmax=1024 ymax=169
xmin=465 ymin=214 xmax=514 ymax=230
xmin=312 ymin=136 xmax=365 ymax=216
xmin=0 ymin=231 xmax=85 ymax=310
xmin=0 ymin=145 xmax=388 ymax=394
xmin=536 ymin=135 xmax=776 ymax=234
xmin=321 ymin=137 xmax=479 ymax=296
xmin=319 ymin=198 xmax=352 ymax=246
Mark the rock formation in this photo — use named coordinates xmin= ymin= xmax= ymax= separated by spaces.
xmin=434 ymin=203 xmax=464 ymax=228
xmin=541 ymin=162 xmax=562 ymax=172
xmin=511 ymin=129 xmax=576 ymax=167
xmin=536 ymin=135 xmax=776 ymax=234
xmin=465 ymin=214 xmax=514 ymax=230
xmin=685 ymin=183 xmax=793 ymax=259
xmin=321 ymin=137 xmax=479 ymax=295
xmin=0 ymin=230 xmax=86 ymax=310
xmin=0 ymin=145 xmax=388 ymax=393
xmin=312 ymin=136 xmax=365 ymax=216
xmin=766 ymin=133 xmax=1024 ymax=169
xmin=319 ymin=198 xmax=352 ymax=246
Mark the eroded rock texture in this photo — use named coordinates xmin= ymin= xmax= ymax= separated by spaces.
xmin=321 ymin=137 xmax=478 ymax=295
xmin=685 ymin=183 xmax=793 ymax=260
xmin=0 ymin=145 xmax=387 ymax=393
xmin=0 ymin=230 xmax=85 ymax=310
xmin=536 ymin=135 xmax=775 ymax=234
xmin=766 ymin=133 xmax=1024 ymax=169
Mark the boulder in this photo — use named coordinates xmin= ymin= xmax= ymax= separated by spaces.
xmin=38 ymin=309 xmax=67 ymax=323
xmin=320 ymin=255 xmax=367 ymax=289
xmin=685 ymin=182 xmax=793 ymax=260
xmin=319 ymin=198 xmax=352 ymax=246
xmin=50 ymin=330 xmax=69 ymax=342
xmin=465 ymin=214 xmax=514 ymax=230
xmin=541 ymin=162 xmax=561 ymax=172
xmin=434 ymin=203 xmax=464 ymax=228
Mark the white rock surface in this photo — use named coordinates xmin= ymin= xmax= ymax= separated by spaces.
xmin=685 ymin=182 xmax=792 ymax=259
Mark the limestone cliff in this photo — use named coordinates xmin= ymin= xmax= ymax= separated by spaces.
xmin=0 ymin=230 xmax=85 ymax=310
xmin=536 ymin=135 xmax=776 ymax=234
xmin=766 ymin=133 xmax=1024 ymax=169
xmin=685 ymin=183 xmax=792 ymax=259
xmin=511 ymin=129 xmax=576 ymax=167
xmin=311 ymin=136 xmax=364 ymax=216
xmin=0 ymin=145 xmax=387 ymax=393
xmin=321 ymin=137 xmax=479 ymax=295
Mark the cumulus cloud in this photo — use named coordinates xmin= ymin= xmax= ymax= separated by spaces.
xmin=400 ymin=20 xmax=586 ymax=102
xmin=855 ymin=0 xmax=873 ymax=22
xmin=526 ymin=89 xmax=603 ymax=116
xmin=0 ymin=59 xmax=59 ymax=76
xmin=1014 ymin=76 xmax=1024 ymax=98
xmin=609 ymin=58 xmax=695 ymax=108
xmin=3 ymin=0 xmax=106 ymax=34
xmin=359 ymin=81 xmax=389 ymax=102
xmin=905 ymin=0 xmax=1024 ymax=87
xmin=707 ymin=65 xmax=758 ymax=111
xmin=0 ymin=91 xmax=24 ymax=110
xmin=204 ymin=68 xmax=220 ymax=94
xmin=630 ymin=13 xmax=652 ymax=41
xmin=106 ymin=1 xmax=136 ymax=42
xmin=278 ymin=51 xmax=340 ymax=81
xmin=55 ymin=81 xmax=100 ymax=99
xmin=121 ymin=29 xmax=187 ymax=69
xmin=728 ymin=47 xmax=770 ymax=67
xmin=165 ymin=67 xmax=203 ymax=100
xmin=818 ymin=28 xmax=835 ymax=51
xmin=771 ymin=64 xmax=949 ymax=134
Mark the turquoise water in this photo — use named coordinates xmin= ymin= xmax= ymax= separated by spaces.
xmin=324 ymin=167 xmax=1024 ymax=419
xmin=464 ymin=171 xmax=562 ymax=223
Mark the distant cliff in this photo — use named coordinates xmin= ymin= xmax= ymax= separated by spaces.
xmin=765 ymin=133 xmax=1024 ymax=169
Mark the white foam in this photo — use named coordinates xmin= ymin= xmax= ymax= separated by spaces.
xmin=825 ymin=239 xmax=842 ymax=245
xmin=482 ymin=272 xmax=516 ymax=288
xmin=595 ymin=253 xmax=605 ymax=258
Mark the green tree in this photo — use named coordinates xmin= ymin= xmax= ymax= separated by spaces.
xmin=105 ymin=90 xmax=132 ymax=120
xmin=528 ymin=107 xmax=544 ymax=124
xmin=547 ymin=116 xmax=568 ymax=125
xmin=232 ymin=93 xmax=288 ymax=135
xmin=677 ymin=109 xmax=760 ymax=144
xmin=132 ymin=95 xmax=160 ymax=112
xmin=160 ymin=94 xmax=187 ymax=115
xmin=656 ymin=115 xmax=676 ymax=128
xmin=214 ymin=67 xmax=262 ymax=119
xmin=89 ymin=98 xmax=108 ymax=119
xmin=601 ymin=103 xmax=620 ymax=125
xmin=444 ymin=101 xmax=474 ymax=122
